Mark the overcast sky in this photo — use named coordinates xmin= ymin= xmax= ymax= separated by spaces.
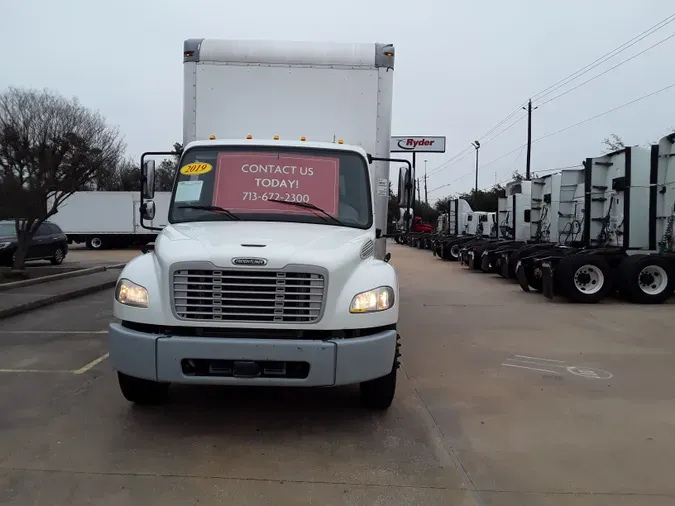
xmin=2 ymin=0 xmax=674 ymax=202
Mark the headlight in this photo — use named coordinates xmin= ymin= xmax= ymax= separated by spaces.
xmin=349 ymin=286 xmax=394 ymax=313
xmin=0 ymin=242 xmax=10 ymax=249
xmin=115 ymin=278 xmax=149 ymax=308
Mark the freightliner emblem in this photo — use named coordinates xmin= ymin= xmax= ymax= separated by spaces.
xmin=232 ymin=258 xmax=268 ymax=266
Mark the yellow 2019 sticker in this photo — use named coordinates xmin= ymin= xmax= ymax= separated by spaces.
xmin=180 ymin=162 xmax=213 ymax=176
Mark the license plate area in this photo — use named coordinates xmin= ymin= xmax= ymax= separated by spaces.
xmin=181 ymin=359 xmax=309 ymax=379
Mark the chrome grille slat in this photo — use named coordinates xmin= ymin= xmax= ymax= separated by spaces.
xmin=172 ymin=268 xmax=325 ymax=323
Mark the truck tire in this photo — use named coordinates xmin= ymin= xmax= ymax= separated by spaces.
xmin=86 ymin=236 xmax=105 ymax=250
xmin=556 ymin=255 xmax=613 ymax=303
xmin=359 ymin=335 xmax=400 ymax=410
xmin=117 ymin=372 xmax=170 ymax=405
xmin=618 ymin=254 xmax=674 ymax=304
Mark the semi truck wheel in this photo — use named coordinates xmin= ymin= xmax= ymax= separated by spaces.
xmin=618 ymin=255 xmax=673 ymax=304
xmin=117 ymin=372 xmax=170 ymax=405
xmin=556 ymin=255 xmax=613 ymax=303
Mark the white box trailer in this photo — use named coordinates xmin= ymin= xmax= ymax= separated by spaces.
xmin=50 ymin=191 xmax=171 ymax=249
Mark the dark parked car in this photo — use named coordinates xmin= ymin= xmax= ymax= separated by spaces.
xmin=0 ymin=220 xmax=69 ymax=267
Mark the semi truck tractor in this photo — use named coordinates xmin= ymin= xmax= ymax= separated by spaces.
xmin=108 ymin=38 xmax=404 ymax=409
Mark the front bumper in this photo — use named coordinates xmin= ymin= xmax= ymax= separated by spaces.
xmin=108 ymin=323 xmax=397 ymax=387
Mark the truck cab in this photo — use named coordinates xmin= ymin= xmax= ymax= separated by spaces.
xmin=108 ymin=38 xmax=401 ymax=410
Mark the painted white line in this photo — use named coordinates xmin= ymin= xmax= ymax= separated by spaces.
xmin=504 ymin=359 xmax=568 ymax=369
xmin=0 ymin=369 xmax=71 ymax=374
xmin=72 ymin=353 xmax=109 ymax=375
xmin=0 ymin=330 xmax=107 ymax=334
xmin=502 ymin=363 xmax=561 ymax=375
xmin=513 ymin=355 xmax=565 ymax=363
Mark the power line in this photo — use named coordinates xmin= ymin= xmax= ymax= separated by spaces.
xmin=427 ymin=111 xmax=527 ymax=179
xmin=424 ymin=12 xmax=675 ymax=181
xmin=538 ymin=31 xmax=675 ymax=107
xmin=531 ymin=13 xmax=675 ymax=103
xmin=426 ymin=102 xmax=527 ymax=178
xmin=428 ymin=81 xmax=675 ymax=195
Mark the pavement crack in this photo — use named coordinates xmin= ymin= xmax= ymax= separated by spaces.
xmin=0 ymin=466 xmax=464 ymax=491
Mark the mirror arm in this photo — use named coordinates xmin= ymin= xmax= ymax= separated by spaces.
xmin=139 ymin=150 xmax=177 ymax=232
xmin=368 ymin=155 xmax=414 ymax=233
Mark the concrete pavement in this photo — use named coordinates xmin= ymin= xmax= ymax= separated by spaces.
xmin=0 ymin=243 xmax=674 ymax=505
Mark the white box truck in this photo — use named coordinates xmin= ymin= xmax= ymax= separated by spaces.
xmin=108 ymin=38 xmax=406 ymax=409
xmin=50 ymin=191 xmax=171 ymax=249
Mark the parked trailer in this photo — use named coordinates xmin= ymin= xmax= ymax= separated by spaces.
xmin=535 ymin=141 xmax=675 ymax=303
xmin=50 ymin=191 xmax=171 ymax=249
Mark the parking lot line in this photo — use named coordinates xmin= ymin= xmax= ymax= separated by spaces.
xmin=0 ymin=330 xmax=107 ymax=334
xmin=0 ymin=368 xmax=73 ymax=374
xmin=72 ymin=353 xmax=109 ymax=375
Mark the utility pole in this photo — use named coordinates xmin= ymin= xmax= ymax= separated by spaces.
xmin=416 ymin=177 xmax=421 ymax=202
xmin=423 ymin=159 xmax=428 ymax=205
xmin=523 ymin=99 xmax=538 ymax=181
xmin=471 ymin=141 xmax=480 ymax=194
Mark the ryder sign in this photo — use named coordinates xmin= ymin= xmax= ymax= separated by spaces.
xmin=213 ymin=152 xmax=340 ymax=215
xmin=390 ymin=136 xmax=446 ymax=153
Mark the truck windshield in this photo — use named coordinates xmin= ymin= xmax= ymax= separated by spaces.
xmin=168 ymin=146 xmax=372 ymax=229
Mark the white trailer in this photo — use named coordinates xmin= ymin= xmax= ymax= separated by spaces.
xmin=109 ymin=39 xmax=402 ymax=409
xmin=50 ymin=191 xmax=171 ymax=249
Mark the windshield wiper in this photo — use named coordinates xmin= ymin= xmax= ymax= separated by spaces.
xmin=176 ymin=205 xmax=241 ymax=220
xmin=267 ymin=199 xmax=344 ymax=226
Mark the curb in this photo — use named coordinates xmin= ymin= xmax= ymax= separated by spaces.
xmin=0 ymin=263 xmax=126 ymax=292
xmin=0 ymin=279 xmax=118 ymax=320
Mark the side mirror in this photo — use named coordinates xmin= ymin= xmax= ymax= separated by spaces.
xmin=384 ymin=252 xmax=391 ymax=263
xmin=376 ymin=228 xmax=383 ymax=239
xmin=141 ymin=200 xmax=156 ymax=221
xmin=141 ymin=160 xmax=156 ymax=200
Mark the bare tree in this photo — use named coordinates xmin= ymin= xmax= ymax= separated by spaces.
xmin=602 ymin=133 xmax=625 ymax=153
xmin=0 ymin=87 xmax=125 ymax=269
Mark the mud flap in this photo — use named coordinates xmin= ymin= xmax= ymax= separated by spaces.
xmin=481 ymin=253 xmax=490 ymax=272
xmin=541 ymin=262 xmax=554 ymax=300
xmin=515 ymin=261 xmax=530 ymax=292
xmin=500 ymin=254 xmax=510 ymax=278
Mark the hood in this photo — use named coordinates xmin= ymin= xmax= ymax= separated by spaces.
xmin=153 ymin=220 xmax=374 ymax=269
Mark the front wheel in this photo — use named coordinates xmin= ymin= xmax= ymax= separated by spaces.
xmin=117 ymin=372 xmax=170 ymax=405
xmin=360 ymin=367 xmax=396 ymax=410
xmin=360 ymin=335 xmax=400 ymax=410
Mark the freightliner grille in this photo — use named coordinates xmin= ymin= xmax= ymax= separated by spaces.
xmin=172 ymin=269 xmax=325 ymax=323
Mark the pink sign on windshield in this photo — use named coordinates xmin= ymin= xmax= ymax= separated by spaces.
xmin=213 ymin=152 xmax=340 ymax=215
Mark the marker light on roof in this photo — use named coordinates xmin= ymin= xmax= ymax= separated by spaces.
xmin=338 ymin=139 xmax=344 ymax=144
xmin=209 ymin=135 xmax=216 ymax=140
xmin=246 ymin=134 xmax=253 ymax=139
xmin=273 ymin=135 xmax=279 ymax=140
xmin=301 ymin=136 xmax=306 ymax=141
